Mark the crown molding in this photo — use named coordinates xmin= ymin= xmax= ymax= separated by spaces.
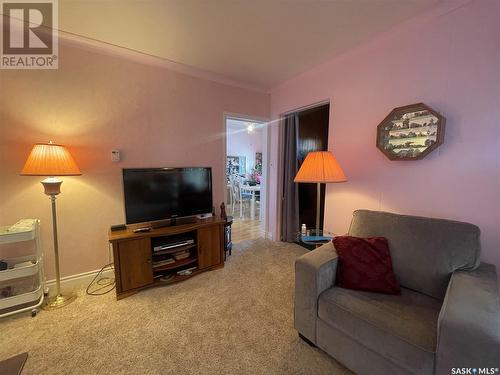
xmin=57 ymin=30 xmax=269 ymax=93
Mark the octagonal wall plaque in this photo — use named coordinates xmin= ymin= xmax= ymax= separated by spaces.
xmin=376 ymin=103 xmax=445 ymax=160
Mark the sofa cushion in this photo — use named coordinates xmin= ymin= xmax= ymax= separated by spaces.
xmin=348 ymin=210 xmax=480 ymax=300
xmin=318 ymin=286 xmax=442 ymax=374
xmin=333 ymin=236 xmax=400 ymax=294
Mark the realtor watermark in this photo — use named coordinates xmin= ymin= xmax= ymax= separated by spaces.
xmin=451 ymin=368 xmax=499 ymax=374
xmin=1 ymin=0 xmax=58 ymax=69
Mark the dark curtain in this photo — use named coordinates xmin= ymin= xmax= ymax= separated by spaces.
xmin=281 ymin=114 xmax=300 ymax=242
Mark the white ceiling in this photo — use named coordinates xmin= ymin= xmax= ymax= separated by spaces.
xmin=57 ymin=1 xmax=439 ymax=89
xmin=227 ymin=118 xmax=264 ymax=133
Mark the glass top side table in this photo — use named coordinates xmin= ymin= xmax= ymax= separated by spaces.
xmin=297 ymin=228 xmax=335 ymax=248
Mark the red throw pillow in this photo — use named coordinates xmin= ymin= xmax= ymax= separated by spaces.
xmin=333 ymin=236 xmax=400 ymax=295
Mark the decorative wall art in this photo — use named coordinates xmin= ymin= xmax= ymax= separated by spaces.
xmin=376 ymin=103 xmax=445 ymax=160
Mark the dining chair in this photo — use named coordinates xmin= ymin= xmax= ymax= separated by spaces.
xmin=230 ymin=176 xmax=252 ymax=218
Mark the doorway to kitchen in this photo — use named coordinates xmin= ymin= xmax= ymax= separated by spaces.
xmin=225 ymin=116 xmax=268 ymax=243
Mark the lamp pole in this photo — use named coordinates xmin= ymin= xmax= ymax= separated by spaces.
xmin=41 ymin=177 xmax=76 ymax=309
xmin=316 ymin=182 xmax=321 ymax=235
xmin=50 ymin=195 xmax=61 ymax=297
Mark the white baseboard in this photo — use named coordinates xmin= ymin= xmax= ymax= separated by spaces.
xmin=45 ymin=266 xmax=115 ymax=294
xmin=260 ymin=230 xmax=273 ymax=240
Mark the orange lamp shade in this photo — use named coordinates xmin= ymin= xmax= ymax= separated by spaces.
xmin=294 ymin=151 xmax=347 ymax=183
xmin=20 ymin=143 xmax=81 ymax=176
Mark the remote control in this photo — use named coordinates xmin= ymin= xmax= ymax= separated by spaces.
xmin=133 ymin=227 xmax=151 ymax=233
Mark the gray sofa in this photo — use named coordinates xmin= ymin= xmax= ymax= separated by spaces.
xmin=295 ymin=210 xmax=500 ymax=375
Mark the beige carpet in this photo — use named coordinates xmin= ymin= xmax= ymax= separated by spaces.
xmin=1 ymin=239 xmax=348 ymax=375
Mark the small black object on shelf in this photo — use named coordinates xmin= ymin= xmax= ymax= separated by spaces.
xmin=110 ymin=224 xmax=127 ymax=232
xmin=0 ymin=260 xmax=7 ymax=271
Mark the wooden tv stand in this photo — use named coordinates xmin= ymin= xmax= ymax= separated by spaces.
xmin=108 ymin=217 xmax=225 ymax=300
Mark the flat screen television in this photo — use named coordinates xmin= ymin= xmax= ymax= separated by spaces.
xmin=122 ymin=167 xmax=213 ymax=224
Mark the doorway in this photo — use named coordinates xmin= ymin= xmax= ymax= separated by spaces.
xmin=225 ymin=116 xmax=268 ymax=243
xmin=280 ymin=102 xmax=330 ymax=243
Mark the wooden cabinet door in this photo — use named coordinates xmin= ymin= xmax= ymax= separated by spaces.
xmin=118 ymin=238 xmax=153 ymax=291
xmin=198 ymin=225 xmax=222 ymax=269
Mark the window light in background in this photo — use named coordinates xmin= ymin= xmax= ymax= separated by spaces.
xmin=294 ymin=151 xmax=347 ymax=236
xmin=21 ymin=141 xmax=81 ymax=310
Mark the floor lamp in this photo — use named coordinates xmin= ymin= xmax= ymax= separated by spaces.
xmin=294 ymin=151 xmax=347 ymax=236
xmin=21 ymin=142 xmax=81 ymax=310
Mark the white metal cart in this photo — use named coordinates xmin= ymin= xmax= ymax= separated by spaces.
xmin=0 ymin=219 xmax=45 ymax=318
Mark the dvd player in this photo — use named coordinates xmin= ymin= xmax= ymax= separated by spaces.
xmin=153 ymin=239 xmax=195 ymax=252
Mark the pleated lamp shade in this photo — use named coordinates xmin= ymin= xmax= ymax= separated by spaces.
xmin=21 ymin=143 xmax=81 ymax=176
xmin=294 ymin=151 xmax=347 ymax=183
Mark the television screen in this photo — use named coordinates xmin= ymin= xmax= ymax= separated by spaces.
xmin=123 ymin=167 xmax=213 ymax=224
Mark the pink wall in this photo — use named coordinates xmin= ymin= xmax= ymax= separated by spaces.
xmin=269 ymin=0 xmax=500 ymax=267
xmin=0 ymin=41 xmax=269 ymax=279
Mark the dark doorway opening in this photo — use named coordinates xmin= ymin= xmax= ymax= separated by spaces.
xmin=297 ymin=104 xmax=330 ymax=230
xmin=280 ymin=102 xmax=330 ymax=244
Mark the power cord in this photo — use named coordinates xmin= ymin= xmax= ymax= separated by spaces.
xmin=86 ymin=263 xmax=115 ymax=295
xmin=86 ymin=243 xmax=116 ymax=296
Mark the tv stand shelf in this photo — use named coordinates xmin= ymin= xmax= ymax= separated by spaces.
xmin=153 ymin=243 xmax=197 ymax=256
xmin=153 ymin=256 xmax=197 ymax=272
xmin=108 ymin=217 xmax=225 ymax=300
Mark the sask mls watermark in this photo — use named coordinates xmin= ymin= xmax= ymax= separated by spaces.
xmin=1 ymin=0 xmax=58 ymax=69
xmin=451 ymin=368 xmax=499 ymax=374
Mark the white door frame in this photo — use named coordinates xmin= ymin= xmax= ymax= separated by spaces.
xmin=223 ymin=112 xmax=270 ymax=237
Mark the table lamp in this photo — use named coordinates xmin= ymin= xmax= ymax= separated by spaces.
xmin=294 ymin=151 xmax=347 ymax=236
xmin=21 ymin=141 xmax=81 ymax=310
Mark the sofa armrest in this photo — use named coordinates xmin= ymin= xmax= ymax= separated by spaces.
xmin=294 ymin=241 xmax=338 ymax=343
xmin=436 ymin=263 xmax=500 ymax=373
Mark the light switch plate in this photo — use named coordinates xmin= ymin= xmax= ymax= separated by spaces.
xmin=111 ymin=149 xmax=121 ymax=162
